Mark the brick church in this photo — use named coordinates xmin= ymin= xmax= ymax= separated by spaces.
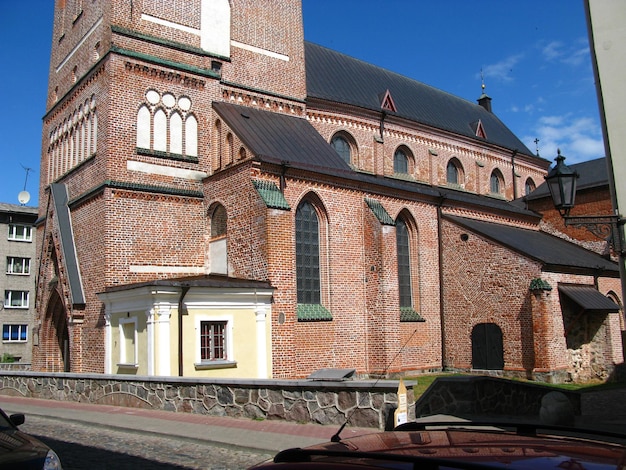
xmin=34 ymin=0 xmax=623 ymax=382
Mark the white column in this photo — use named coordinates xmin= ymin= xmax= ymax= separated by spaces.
xmin=255 ymin=307 xmax=268 ymax=378
xmin=104 ymin=312 xmax=112 ymax=374
xmin=146 ymin=309 xmax=156 ymax=376
xmin=155 ymin=304 xmax=172 ymax=376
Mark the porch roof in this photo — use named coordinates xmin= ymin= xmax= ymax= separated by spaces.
xmin=99 ymin=274 xmax=273 ymax=294
xmin=445 ymin=215 xmax=620 ymax=275
xmin=558 ymin=285 xmax=620 ymax=313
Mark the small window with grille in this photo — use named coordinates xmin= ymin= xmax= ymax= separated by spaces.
xmin=200 ymin=321 xmax=227 ymax=361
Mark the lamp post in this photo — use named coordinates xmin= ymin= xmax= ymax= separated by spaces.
xmin=545 ymin=150 xmax=625 ymax=255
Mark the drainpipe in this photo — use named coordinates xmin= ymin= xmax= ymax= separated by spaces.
xmin=511 ymin=149 xmax=518 ymax=199
xmin=280 ymin=161 xmax=290 ymax=193
xmin=178 ymin=285 xmax=190 ymax=376
xmin=436 ymin=193 xmax=447 ymax=370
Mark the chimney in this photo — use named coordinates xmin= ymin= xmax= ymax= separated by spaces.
xmin=477 ymin=92 xmax=492 ymax=113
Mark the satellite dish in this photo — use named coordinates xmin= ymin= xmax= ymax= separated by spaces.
xmin=18 ymin=191 xmax=31 ymax=205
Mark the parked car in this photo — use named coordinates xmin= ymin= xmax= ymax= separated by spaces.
xmin=249 ymin=419 xmax=626 ymax=469
xmin=0 ymin=407 xmax=62 ymax=469
xmin=249 ymin=377 xmax=626 ymax=469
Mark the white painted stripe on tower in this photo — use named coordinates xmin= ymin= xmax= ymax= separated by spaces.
xmin=56 ymin=17 xmax=104 ymax=72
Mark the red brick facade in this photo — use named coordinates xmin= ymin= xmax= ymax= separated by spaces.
xmin=33 ymin=0 xmax=623 ymax=381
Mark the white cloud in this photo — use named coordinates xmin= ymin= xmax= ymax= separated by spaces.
xmin=562 ymin=45 xmax=590 ymax=66
xmin=523 ymin=114 xmax=604 ymax=163
xmin=481 ymin=54 xmax=524 ymax=82
xmin=541 ymin=38 xmax=590 ymax=67
xmin=542 ymin=41 xmax=563 ymax=61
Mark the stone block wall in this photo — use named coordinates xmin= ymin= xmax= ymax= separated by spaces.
xmin=0 ymin=371 xmax=414 ymax=430
xmin=414 ymin=376 xmax=581 ymax=419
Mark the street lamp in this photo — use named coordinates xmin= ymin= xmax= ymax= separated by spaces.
xmin=545 ymin=149 xmax=579 ymax=217
xmin=545 ymin=150 xmax=625 ymax=255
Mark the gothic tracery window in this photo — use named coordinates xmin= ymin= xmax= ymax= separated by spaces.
xmin=47 ymin=95 xmax=97 ymax=183
xmin=136 ymin=90 xmax=198 ymax=158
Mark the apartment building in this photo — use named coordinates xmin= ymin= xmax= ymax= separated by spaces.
xmin=0 ymin=203 xmax=38 ymax=365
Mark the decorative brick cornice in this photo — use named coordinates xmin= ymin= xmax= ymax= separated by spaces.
xmin=111 ymin=25 xmax=229 ymax=61
xmin=117 ymin=46 xmax=216 ymax=87
xmin=220 ymin=85 xmax=305 ymax=117
xmin=45 ymin=62 xmax=106 ymax=122
xmin=68 ymin=180 xmax=203 ymax=208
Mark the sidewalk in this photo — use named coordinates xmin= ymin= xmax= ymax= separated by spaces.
xmin=0 ymin=395 xmax=377 ymax=453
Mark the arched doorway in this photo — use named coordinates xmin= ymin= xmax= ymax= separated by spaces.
xmin=471 ymin=323 xmax=504 ymax=370
xmin=44 ymin=290 xmax=71 ymax=372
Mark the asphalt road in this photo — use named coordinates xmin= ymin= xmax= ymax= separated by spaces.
xmin=19 ymin=414 xmax=272 ymax=469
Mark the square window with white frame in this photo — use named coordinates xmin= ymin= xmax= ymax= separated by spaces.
xmin=197 ymin=316 xmax=234 ymax=364
xmin=6 ymin=257 xmax=30 ymax=275
xmin=2 ymin=324 xmax=28 ymax=342
xmin=7 ymin=224 xmax=32 ymax=242
xmin=4 ymin=291 xmax=29 ymax=309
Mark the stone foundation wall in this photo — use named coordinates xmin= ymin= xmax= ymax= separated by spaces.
xmin=0 ymin=371 xmax=414 ymax=430
xmin=414 ymin=376 xmax=581 ymax=419
xmin=0 ymin=363 xmax=31 ymax=372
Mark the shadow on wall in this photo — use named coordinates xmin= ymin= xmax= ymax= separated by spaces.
xmin=413 ymin=375 xmax=581 ymax=421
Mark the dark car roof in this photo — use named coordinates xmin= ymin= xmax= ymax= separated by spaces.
xmin=445 ymin=215 xmax=619 ymax=274
xmin=253 ymin=427 xmax=626 ymax=469
xmin=305 ymin=42 xmax=538 ymax=158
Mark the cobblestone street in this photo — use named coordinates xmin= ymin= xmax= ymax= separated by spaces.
xmin=20 ymin=415 xmax=272 ymax=469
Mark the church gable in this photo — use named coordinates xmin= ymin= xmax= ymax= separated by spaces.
xmin=471 ymin=119 xmax=487 ymax=139
xmin=379 ymin=89 xmax=397 ymax=113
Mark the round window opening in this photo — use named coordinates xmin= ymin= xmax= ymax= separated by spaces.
xmin=461 ymin=233 xmax=469 ymax=242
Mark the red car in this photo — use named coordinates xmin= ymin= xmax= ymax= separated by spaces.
xmin=250 ymin=419 xmax=626 ymax=469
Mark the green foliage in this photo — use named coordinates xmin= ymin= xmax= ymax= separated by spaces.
xmin=0 ymin=353 xmax=16 ymax=363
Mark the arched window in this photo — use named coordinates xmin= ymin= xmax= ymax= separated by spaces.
xmin=153 ymin=109 xmax=167 ymax=152
xmin=394 ymin=148 xmax=409 ymax=174
xmin=137 ymin=105 xmax=150 ymax=149
xmin=446 ymin=161 xmax=458 ymax=184
xmin=490 ymin=169 xmax=504 ymax=194
xmin=135 ymin=91 xmax=197 ymax=158
xmin=170 ymin=111 xmax=183 ymax=155
xmin=331 ymin=135 xmax=351 ymax=164
xmin=447 ymin=158 xmax=464 ymax=185
xmin=186 ymin=115 xmax=198 ymax=157
xmin=215 ymin=119 xmax=222 ymax=168
xmin=227 ymin=133 xmax=234 ymax=165
xmin=210 ymin=204 xmax=227 ymax=238
xmin=296 ymin=201 xmax=321 ymax=305
xmin=525 ymin=177 xmax=536 ymax=196
xmin=209 ymin=204 xmax=228 ymax=275
xmin=396 ymin=217 xmax=412 ymax=308
xmin=46 ymin=95 xmax=97 ymax=184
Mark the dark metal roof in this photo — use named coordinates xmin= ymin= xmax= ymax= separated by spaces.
xmin=305 ymin=42 xmax=536 ymax=157
xmin=213 ymin=102 xmax=538 ymax=219
xmin=51 ymin=183 xmax=85 ymax=305
xmin=101 ymin=274 xmax=273 ymax=293
xmin=558 ymin=284 xmax=620 ymax=313
xmin=0 ymin=203 xmax=38 ymax=215
xmin=445 ymin=215 xmax=619 ymax=274
xmin=213 ymin=101 xmax=352 ymax=174
xmin=525 ymin=157 xmax=608 ymax=201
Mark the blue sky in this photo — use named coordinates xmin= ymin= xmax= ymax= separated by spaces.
xmin=0 ymin=1 xmax=602 ymax=207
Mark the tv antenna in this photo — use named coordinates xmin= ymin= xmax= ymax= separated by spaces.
xmin=18 ymin=164 xmax=32 ymax=205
